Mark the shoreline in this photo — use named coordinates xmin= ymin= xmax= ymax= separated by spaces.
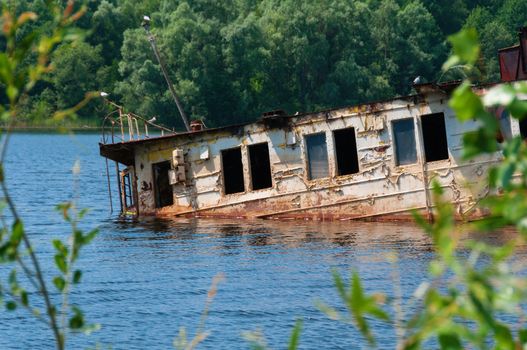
xmin=1 ymin=125 xmax=101 ymax=133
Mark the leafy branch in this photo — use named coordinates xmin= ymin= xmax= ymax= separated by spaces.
xmin=0 ymin=2 xmax=99 ymax=349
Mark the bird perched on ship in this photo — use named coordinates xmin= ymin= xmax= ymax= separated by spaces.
xmin=147 ymin=116 xmax=157 ymax=123
xmin=412 ymin=76 xmax=423 ymax=85
xmin=142 ymin=15 xmax=151 ymax=28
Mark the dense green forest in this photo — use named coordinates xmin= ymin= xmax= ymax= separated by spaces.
xmin=8 ymin=0 xmax=527 ymax=129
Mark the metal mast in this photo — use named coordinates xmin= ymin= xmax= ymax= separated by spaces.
xmin=142 ymin=16 xmax=191 ymax=132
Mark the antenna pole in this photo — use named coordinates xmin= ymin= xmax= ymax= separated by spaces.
xmin=142 ymin=18 xmax=191 ymax=132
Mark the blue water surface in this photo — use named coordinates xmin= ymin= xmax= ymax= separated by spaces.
xmin=0 ymin=133 xmax=519 ymax=349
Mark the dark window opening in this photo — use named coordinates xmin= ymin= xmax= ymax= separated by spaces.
xmin=153 ymin=161 xmax=173 ymax=208
xmin=248 ymin=143 xmax=272 ymax=190
xmin=520 ymin=117 xmax=527 ymax=139
xmin=222 ymin=147 xmax=245 ymax=194
xmin=334 ymin=128 xmax=359 ymax=176
xmin=421 ymin=113 xmax=449 ymax=162
xmin=393 ymin=118 xmax=417 ymax=166
xmin=305 ymin=133 xmax=329 ymax=179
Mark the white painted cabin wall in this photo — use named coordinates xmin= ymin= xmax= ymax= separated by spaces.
xmin=131 ymin=89 xmax=507 ymax=219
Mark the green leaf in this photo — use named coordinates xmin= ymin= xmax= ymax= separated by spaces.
xmin=0 ymin=111 xmax=10 ymax=122
xmin=0 ymin=242 xmax=9 ymax=261
xmin=56 ymin=202 xmax=71 ymax=221
xmin=519 ymin=329 xmax=527 ymax=345
xmin=442 ymin=56 xmax=461 ymax=72
xmin=5 ymin=301 xmax=17 ymax=311
xmin=54 ymin=254 xmax=67 ymax=273
xmin=351 ymin=272 xmax=364 ymax=301
xmin=73 ymin=270 xmax=82 ymax=284
xmin=0 ymin=53 xmax=13 ymax=84
xmin=444 ymin=28 xmax=480 ymax=69
xmin=496 ymin=162 xmax=516 ymax=189
xmin=332 ymin=270 xmax=347 ymax=301
xmin=6 ymin=85 xmax=19 ymax=102
xmin=449 ymin=82 xmax=484 ymax=122
xmin=479 ymin=110 xmax=499 ymax=132
xmin=83 ymin=228 xmax=98 ymax=245
xmin=412 ymin=210 xmax=431 ymax=232
xmin=8 ymin=269 xmax=17 ymax=285
xmin=494 ymin=324 xmax=514 ymax=349
xmin=10 ymin=219 xmax=24 ymax=247
xmin=403 ymin=339 xmax=421 ymax=350
xmin=438 ymin=333 xmax=462 ymax=350
xmin=69 ymin=306 xmax=84 ymax=329
xmin=468 ymin=290 xmax=495 ymax=328
xmin=316 ymin=301 xmax=340 ymax=320
xmin=366 ymin=301 xmax=390 ymax=321
xmin=175 ymin=327 xmax=188 ymax=350
xmin=20 ymin=290 xmax=28 ymax=306
xmin=52 ymin=239 xmax=68 ymax=255
xmin=502 ymin=136 xmax=522 ymax=158
xmin=287 ymin=319 xmax=302 ymax=350
xmin=53 ymin=276 xmax=66 ymax=292
xmin=78 ymin=208 xmax=89 ymax=219
xmin=462 ymin=129 xmax=498 ymax=159
xmin=350 ymin=272 xmax=376 ymax=345
xmin=508 ymin=99 xmax=527 ymax=120
xmin=430 ymin=260 xmax=446 ymax=277
xmin=471 ymin=216 xmax=509 ymax=233
xmin=13 ymin=31 xmax=38 ymax=62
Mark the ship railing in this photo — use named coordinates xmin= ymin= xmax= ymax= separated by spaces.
xmin=101 ymin=103 xmax=176 ymax=145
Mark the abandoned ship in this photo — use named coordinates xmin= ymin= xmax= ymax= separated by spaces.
xmin=99 ymin=29 xmax=527 ymax=221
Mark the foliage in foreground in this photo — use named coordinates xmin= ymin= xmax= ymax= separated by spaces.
xmin=319 ymin=29 xmax=527 ymax=349
xmin=0 ymin=3 xmax=98 ymax=350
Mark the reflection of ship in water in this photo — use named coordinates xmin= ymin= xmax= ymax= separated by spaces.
xmin=102 ymin=217 xmax=526 ymax=259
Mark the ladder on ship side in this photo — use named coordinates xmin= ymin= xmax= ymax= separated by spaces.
xmin=120 ymin=170 xmax=134 ymax=211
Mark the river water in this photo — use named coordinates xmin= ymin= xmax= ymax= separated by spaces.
xmin=0 ymin=132 xmax=520 ymax=349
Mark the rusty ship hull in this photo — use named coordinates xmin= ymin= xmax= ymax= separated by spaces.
xmin=100 ymin=83 xmax=516 ymax=221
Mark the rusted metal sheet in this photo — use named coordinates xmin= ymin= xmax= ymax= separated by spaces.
xmin=500 ymin=48 xmax=521 ymax=82
xmin=499 ymin=28 xmax=527 ymax=82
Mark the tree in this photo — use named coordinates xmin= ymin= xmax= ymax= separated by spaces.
xmin=11 ymin=0 xmax=521 ymax=128
xmin=421 ymin=0 xmax=469 ymax=35
xmin=369 ymin=0 xmax=446 ymax=93
xmin=51 ymin=42 xmax=104 ymax=118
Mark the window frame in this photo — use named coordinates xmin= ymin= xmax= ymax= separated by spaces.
xmin=332 ymin=127 xmax=360 ymax=176
xmin=391 ymin=118 xmax=418 ymax=167
xmin=247 ymin=142 xmax=273 ymax=191
xmin=304 ymin=132 xmax=330 ymax=180
xmin=152 ymin=160 xmax=174 ymax=208
xmin=220 ymin=146 xmax=246 ymax=195
xmin=420 ymin=112 xmax=450 ymax=163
